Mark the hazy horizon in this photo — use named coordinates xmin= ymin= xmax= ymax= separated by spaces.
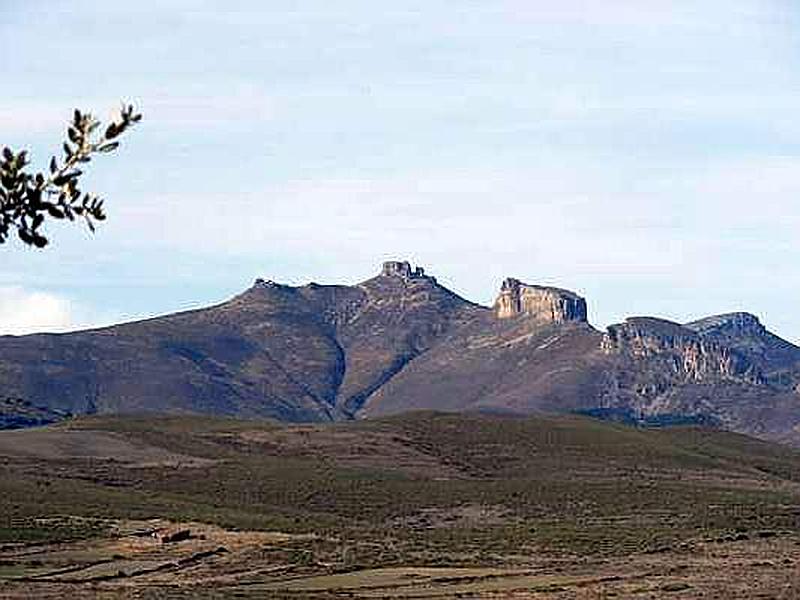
xmin=3 ymin=1 xmax=800 ymax=340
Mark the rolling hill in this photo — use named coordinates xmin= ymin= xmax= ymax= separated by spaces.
xmin=3 ymin=412 xmax=800 ymax=597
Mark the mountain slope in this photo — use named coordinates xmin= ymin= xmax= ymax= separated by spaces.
xmin=2 ymin=260 xmax=800 ymax=445
xmin=0 ymin=288 xmax=339 ymax=421
xmin=361 ymin=314 xmax=607 ymax=417
xmin=596 ymin=315 xmax=800 ymax=437
xmin=329 ymin=262 xmax=479 ymax=414
xmin=362 ymin=279 xmax=800 ymax=446
xmin=0 ymin=262 xmax=476 ymax=422
xmin=686 ymin=312 xmax=800 ymax=388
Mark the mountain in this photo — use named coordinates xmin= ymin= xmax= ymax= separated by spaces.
xmin=597 ymin=315 xmax=800 ymax=441
xmin=360 ymin=277 xmax=606 ymax=417
xmin=686 ymin=312 xmax=800 ymax=388
xmin=0 ymin=261 xmax=477 ymax=422
xmin=2 ymin=260 xmax=800 ymax=445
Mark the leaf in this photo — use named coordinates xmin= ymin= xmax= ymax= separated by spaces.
xmin=17 ymin=229 xmax=32 ymax=244
xmin=46 ymin=205 xmax=65 ymax=219
xmin=49 ymin=156 xmax=57 ymax=173
xmin=53 ymin=170 xmax=82 ymax=186
xmin=104 ymin=123 xmax=119 ymax=139
xmin=97 ymin=142 xmax=119 ymax=153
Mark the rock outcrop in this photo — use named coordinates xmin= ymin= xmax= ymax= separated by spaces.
xmin=494 ymin=278 xmax=587 ymax=324
xmin=380 ymin=261 xmax=432 ymax=281
xmin=686 ymin=312 xmax=800 ymax=390
xmin=252 ymin=278 xmax=284 ymax=289
xmin=686 ymin=312 xmax=766 ymax=338
xmin=602 ymin=317 xmax=761 ymax=383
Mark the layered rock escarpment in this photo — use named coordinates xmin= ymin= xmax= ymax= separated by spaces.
xmin=686 ymin=312 xmax=800 ymax=389
xmin=596 ymin=317 xmax=773 ymax=432
xmin=494 ymin=278 xmax=587 ymax=324
xmin=602 ymin=317 xmax=761 ymax=383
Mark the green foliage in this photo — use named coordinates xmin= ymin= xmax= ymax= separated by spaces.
xmin=0 ymin=104 xmax=141 ymax=248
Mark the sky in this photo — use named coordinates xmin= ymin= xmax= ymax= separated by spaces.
xmin=2 ymin=1 xmax=800 ymax=339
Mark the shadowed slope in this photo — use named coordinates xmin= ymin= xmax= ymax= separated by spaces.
xmin=0 ymin=262 xmax=476 ymax=422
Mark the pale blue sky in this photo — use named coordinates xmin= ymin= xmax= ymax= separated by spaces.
xmin=2 ymin=1 xmax=800 ymax=339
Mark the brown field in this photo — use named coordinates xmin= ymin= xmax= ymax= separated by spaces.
xmin=2 ymin=412 xmax=800 ymax=598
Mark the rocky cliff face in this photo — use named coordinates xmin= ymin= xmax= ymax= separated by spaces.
xmin=685 ymin=313 xmax=800 ymax=389
xmin=494 ymin=278 xmax=587 ymax=324
xmin=602 ymin=317 xmax=761 ymax=383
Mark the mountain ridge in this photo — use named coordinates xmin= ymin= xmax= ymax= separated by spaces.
xmin=2 ymin=260 xmax=800 ymax=445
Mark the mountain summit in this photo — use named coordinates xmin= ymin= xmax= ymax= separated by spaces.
xmin=2 ymin=260 xmax=800 ymax=445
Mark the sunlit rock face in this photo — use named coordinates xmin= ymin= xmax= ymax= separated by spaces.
xmin=494 ymin=278 xmax=587 ymax=324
